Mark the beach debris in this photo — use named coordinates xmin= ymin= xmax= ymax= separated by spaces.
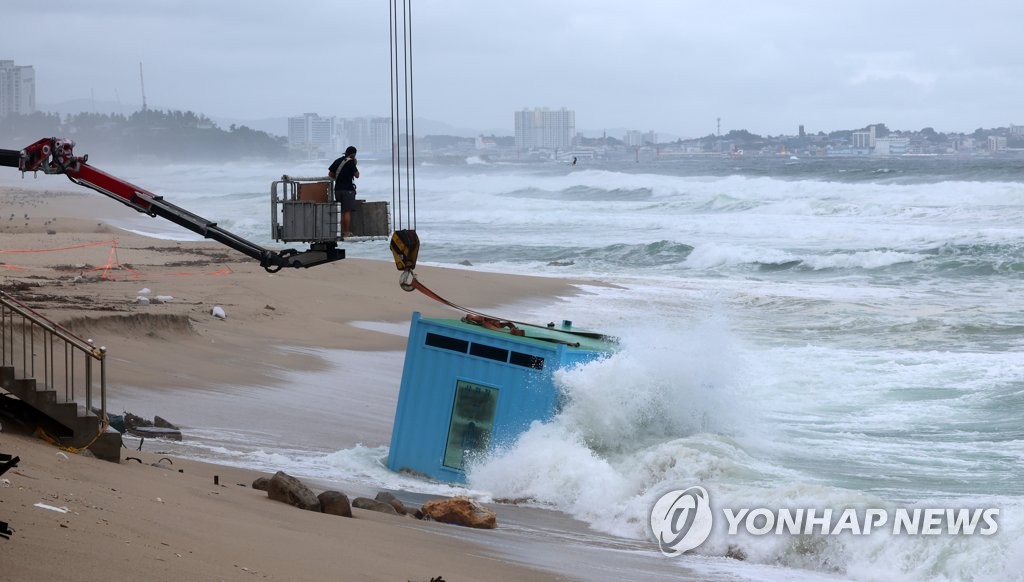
xmin=151 ymin=295 xmax=174 ymax=304
xmin=266 ymin=471 xmax=320 ymax=512
xmin=135 ymin=296 xmax=150 ymax=305
xmin=33 ymin=502 xmax=69 ymax=513
xmin=55 ymin=451 xmax=69 ymax=461
xmin=154 ymin=416 xmax=179 ymax=430
xmin=375 ymin=491 xmax=409 ymax=516
xmin=116 ymin=412 xmax=183 ymax=441
xmin=409 ymin=576 xmax=446 ymax=582
xmin=420 ymin=497 xmax=496 ymax=529
xmin=46 ymin=229 xmax=56 ymax=235
xmin=264 ymin=304 xmax=275 ymax=310
xmin=0 ymin=478 xmax=10 ymax=488
xmin=138 ymin=287 xmax=151 ymax=295
xmin=352 ymin=497 xmax=399 ymax=516
xmin=251 ymin=476 xmax=270 ymax=491
xmin=211 ymin=305 xmax=226 ymax=319
xmin=458 ymin=260 xmax=472 ymax=266
xmin=318 ymin=491 xmax=353 ymax=518
xmin=726 ymin=544 xmax=747 ymax=561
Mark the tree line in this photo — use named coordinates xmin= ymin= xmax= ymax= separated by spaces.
xmin=0 ymin=110 xmax=287 ymax=161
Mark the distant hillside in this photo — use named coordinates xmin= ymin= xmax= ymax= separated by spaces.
xmin=39 ymin=100 xmax=512 ymax=139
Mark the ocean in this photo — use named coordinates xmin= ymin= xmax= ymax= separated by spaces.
xmin=10 ymin=154 xmax=1024 ymax=580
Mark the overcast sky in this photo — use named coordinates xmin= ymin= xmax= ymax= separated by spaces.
xmin=8 ymin=1 xmax=1023 ymax=137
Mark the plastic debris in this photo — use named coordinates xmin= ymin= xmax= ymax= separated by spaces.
xmin=135 ymin=296 xmax=150 ymax=305
xmin=138 ymin=287 xmax=151 ymax=294
xmin=152 ymin=295 xmax=174 ymax=304
xmin=211 ymin=305 xmax=226 ymax=319
xmin=34 ymin=503 xmax=69 ymax=513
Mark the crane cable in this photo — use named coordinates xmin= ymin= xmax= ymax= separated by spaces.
xmin=382 ymin=1 xmax=612 ymax=347
xmin=389 ymin=0 xmax=420 ymax=280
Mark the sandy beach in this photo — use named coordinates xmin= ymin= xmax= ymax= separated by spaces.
xmin=0 ymin=186 xmax=581 ymax=581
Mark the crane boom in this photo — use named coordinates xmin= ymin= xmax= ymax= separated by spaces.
xmin=1 ymin=138 xmax=344 ymax=272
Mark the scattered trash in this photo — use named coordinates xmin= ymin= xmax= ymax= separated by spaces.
xmin=33 ymin=503 xmax=69 ymax=513
xmin=138 ymin=288 xmax=151 ymax=295
xmin=135 ymin=296 xmax=150 ymax=305
xmin=152 ymin=295 xmax=174 ymax=304
xmin=55 ymin=452 xmax=69 ymax=461
xmin=211 ymin=305 xmax=226 ymax=319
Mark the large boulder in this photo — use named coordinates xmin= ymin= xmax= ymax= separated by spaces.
xmin=420 ymin=497 xmax=496 ymax=529
xmin=375 ymin=491 xmax=408 ymax=515
xmin=266 ymin=471 xmax=320 ymax=512
xmin=318 ymin=491 xmax=353 ymax=517
xmin=352 ymin=497 xmax=399 ymax=516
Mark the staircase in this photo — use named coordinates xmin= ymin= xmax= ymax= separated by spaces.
xmin=0 ymin=291 xmax=121 ymax=462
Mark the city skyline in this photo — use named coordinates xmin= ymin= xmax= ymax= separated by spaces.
xmin=5 ymin=1 xmax=1022 ymax=138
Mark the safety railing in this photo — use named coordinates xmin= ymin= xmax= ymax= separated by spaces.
xmin=0 ymin=290 xmax=106 ymax=420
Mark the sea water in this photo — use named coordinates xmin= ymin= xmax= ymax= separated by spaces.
xmin=7 ymin=155 xmax=1024 ymax=580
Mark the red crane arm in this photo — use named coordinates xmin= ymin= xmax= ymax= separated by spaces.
xmin=1 ymin=138 xmax=344 ymax=272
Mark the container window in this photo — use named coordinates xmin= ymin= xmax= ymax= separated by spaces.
xmin=443 ymin=380 xmax=499 ymax=471
xmin=509 ymin=351 xmax=545 ymax=369
xmin=469 ymin=342 xmax=509 ymax=362
xmin=425 ymin=332 xmax=469 ymax=353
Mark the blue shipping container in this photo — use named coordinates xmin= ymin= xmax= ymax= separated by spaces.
xmin=387 ymin=312 xmax=616 ymax=483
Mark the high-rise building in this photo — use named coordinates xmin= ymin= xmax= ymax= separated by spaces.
xmin=339 ymin=117 xmax=392 ymax=154
xmin=514 ymin=107 xmax=575 ymax=151
xmin=624 ymin=130 xmax=657 ymax=147
xmin=287 ymin=113 xmax=340 ymax=158
xmin=0 ymin=60 xmax=36 ymax=117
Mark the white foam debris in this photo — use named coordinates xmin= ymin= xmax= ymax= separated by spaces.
xmin=211 ymin=305 xmax=226 ymax=319
xmin=34 ymin=502 xmax=69 ymax=513
xmin=135 ymin=296 xmax=150 ymax=305
xmin=152 ymin=295 xmax=174 ymax=304
xmin=138 ymin=287 xmax=151 ymax=295
xmin=55 ymin=451 xmax=69 ymax=461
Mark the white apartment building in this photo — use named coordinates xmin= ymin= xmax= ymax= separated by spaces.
xmin=873 ymin=136 xmax=910 ymax=156
xmin=988 ymin=136 xmax=1008 ymax=152
xmin=624 ymin=130 xmax=657 ymax=147
xmin=0 ymin=60 xmax=36 ymax=117
xmin=287 ymin=113 xmax=339 ymax=157
xmin=851 ymin=125 xmax=877 ymax=150
xmin=339 ymin=117 xmax=392 ymax=155
xmin=514 ymin=107 xmax=575 ymax=151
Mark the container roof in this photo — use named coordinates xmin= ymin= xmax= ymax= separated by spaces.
xmin=424 ymin=316 xmax=618 ymax=353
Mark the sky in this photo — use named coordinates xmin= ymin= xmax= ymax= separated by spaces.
xmin=7 ymin=1 xmax=1023 ymax=138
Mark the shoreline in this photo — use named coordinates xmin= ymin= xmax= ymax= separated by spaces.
xmin=0 ymin=186 xmax=594 ymax=581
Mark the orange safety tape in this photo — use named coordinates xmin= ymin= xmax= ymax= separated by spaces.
xmin=0 ymin=239 xmax=118 ymax=253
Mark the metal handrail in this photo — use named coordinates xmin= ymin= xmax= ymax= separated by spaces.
xmin=0 ymin=290 xmax=106 ymax=421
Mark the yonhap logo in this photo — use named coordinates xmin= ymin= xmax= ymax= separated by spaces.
xmin=650 ymin=486 xmax=714 ymax=556
xmin=650 ymin=485 xmax=1001 ymax=557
